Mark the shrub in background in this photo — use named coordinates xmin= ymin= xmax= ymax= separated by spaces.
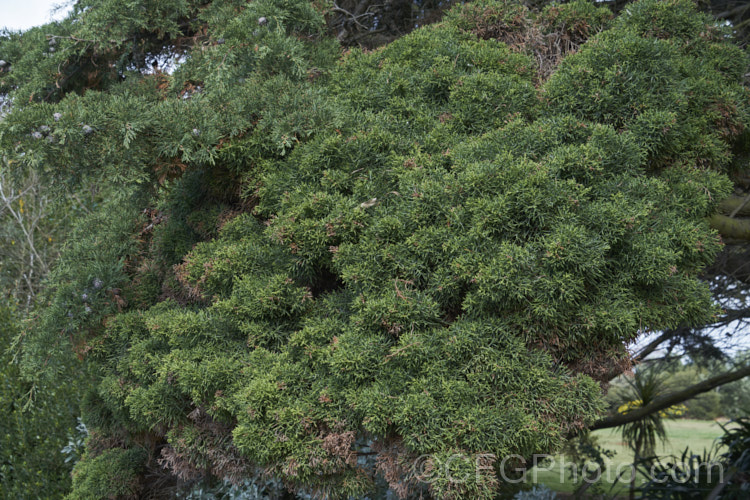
xmin=637 ymin=414 xmax=750 ymax=499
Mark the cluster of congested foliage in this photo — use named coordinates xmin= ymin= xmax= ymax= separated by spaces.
xmin=1 ymin=0 xmax=749 ymax=498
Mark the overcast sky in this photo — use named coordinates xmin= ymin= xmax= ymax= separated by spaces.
xmin=1 ymin=0 xmax=73 ymax=31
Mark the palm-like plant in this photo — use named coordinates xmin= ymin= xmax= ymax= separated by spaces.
xmin=617 ymin=368 xmax=672 ymax=500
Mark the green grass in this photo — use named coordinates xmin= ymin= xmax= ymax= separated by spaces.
xmin=528 ymin=419 xmax=728 ymax=497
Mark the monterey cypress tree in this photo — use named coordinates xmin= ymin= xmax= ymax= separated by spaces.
xmin=1 ymin=0 xmax=748 ymax=497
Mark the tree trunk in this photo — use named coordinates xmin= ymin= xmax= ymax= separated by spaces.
xmin=709 ymin=214 xmax=750 ymax=241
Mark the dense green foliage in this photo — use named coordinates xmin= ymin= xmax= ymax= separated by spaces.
xmin=0 ymin=305 xmax=79 ymax=498
xmin=1 ymin=0 xmax=748 ymax=498
xmin=67 ymin=447 xmax=148 ymax=500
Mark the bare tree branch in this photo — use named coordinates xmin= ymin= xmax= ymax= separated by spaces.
xmin=591 ymin=363 xmax=750 ymax=430
xmin=633 ymin=330 xmax=674 ymax=361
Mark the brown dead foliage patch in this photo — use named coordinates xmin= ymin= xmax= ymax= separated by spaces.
xmin=216 ymin=201 xmax=254 ymax=232
xmin=158 ymin=269 xmax=198 ymax=307
xmin=460 ymin=4 xmax=610 ymax=83
xmin=566 ymin=344 xmax=633 ymax=387
xmin=487 ymin=22 xmax=583 ymax=83
xmin=373 ymin=438 xmax=422 ymax=500
xmin=84 ymin=429 xmax=129 ymax=459
xmin=712 ymin=100 xmax=746 ymax=139
xmin=321 ymin=430 xmax=358 ymax=467
xmin=154 ymin=157 xmax=188 ymax=185
xmin=172 ymin=257 xmax=210 ymax=303
xmin=158 ymin=407 xmax=252 ymax=485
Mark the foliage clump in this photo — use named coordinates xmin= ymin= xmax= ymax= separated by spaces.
xmin=1 ymin=0 xmax=748 ymax=498
xmin=68 ymin=447 xmax=148 ymax=500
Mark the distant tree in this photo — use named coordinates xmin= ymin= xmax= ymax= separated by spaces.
xmin=719 ymin=352 xmax=750 ymax=417
xmin=0 ymin=155 xmax=95 ymax=311
xmin=667 ymin=368 xmax=722 ymax=420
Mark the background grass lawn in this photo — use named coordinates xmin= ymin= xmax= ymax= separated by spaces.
xmin=528 ymin=419 xmax=729 ymax=497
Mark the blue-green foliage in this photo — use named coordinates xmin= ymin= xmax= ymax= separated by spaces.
xmin=2 ymin=0 xmax=748 ymax=498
